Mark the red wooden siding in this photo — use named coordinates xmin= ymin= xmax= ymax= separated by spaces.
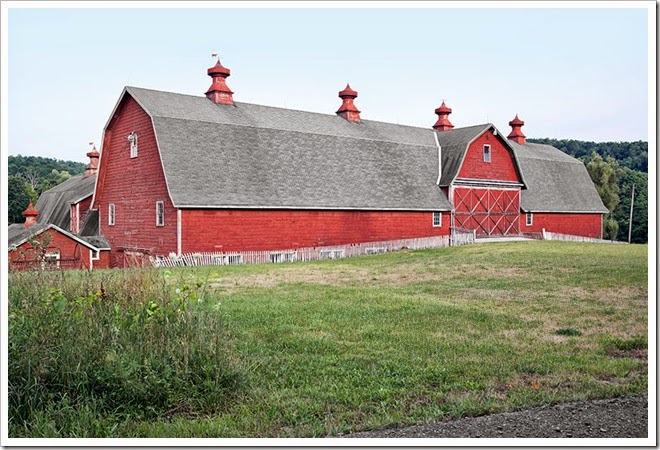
xmin=77 ymin=196 xmax=93 ymax=231
xmin=453 ymin=186 xmax=520 ymax=236
xmin=9 ymin=230 xmax=93 ymax=271
xmin=457 ymin=131 xmax=521 ymax=182
xmin=93 ymin=95 xmax=177 ymax=263
xmin=180 ymin=209 xmax=449 ymax=253
xmin=521 ymin=213 xmax=603 ymax=238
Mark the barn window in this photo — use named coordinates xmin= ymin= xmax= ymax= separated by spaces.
xmin=91 ymin=250 xmax=100 ymax=260
xmin=483 ymin=145 xmax=491 ymax=162
xmin=108 ymin=204 xmax=115 ymax=226
xmin=156 ymin=201 xmax=165 ymax=226
xmin=433 ymin=211 xmax=442 ymax=227
xmin=526 ymin=212 xmax=533 ymax=226
xmin=42 ymin=251 xmax=60 ymax=270
xmin=128 ymin=132 xmax=139 ymax=158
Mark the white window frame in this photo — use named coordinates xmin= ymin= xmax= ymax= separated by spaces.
xmin=108 ymin=204 xmax=115 ymax=226
xmin=526 ymin=212 xmax=533 ymax=226
xmin=128 ymin=132 xmax=138 ymax=158
xmin=483 ymin=144 xmax=491 ymax=163
xmin=42 ymin=251 xmax=60 ymax=270
xmin=91 ymin=250 xmax=100 ymax=260
xmin=433 ymin=211 xmax=442 ymax=227
xmin=156 ymin=201 xmax=165 ymax=227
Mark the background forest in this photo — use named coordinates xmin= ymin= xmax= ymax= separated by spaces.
xmin=7 ymin=139 xmax=649 ymax=243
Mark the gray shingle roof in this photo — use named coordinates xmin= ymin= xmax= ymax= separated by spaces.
xmin=8 ymin=223 xmax=50 ymax=248
xmin=8 ymin=222 xmax=101 ymax=251
xmin=34 ymin=174 xmax=97 ymax=230
xmin=128 ymin=87 xmax=453 ymax=211
xmin=510 ymin=142 xmax=608 ymax=213
xmin=121 ymin=86 xmax=606 ymax=215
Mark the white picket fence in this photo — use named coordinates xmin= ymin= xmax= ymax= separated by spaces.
xmin=542 ymin=230 xmax=627 ymax=244
xmin=151 ymin=231 xmax=475 ymax=268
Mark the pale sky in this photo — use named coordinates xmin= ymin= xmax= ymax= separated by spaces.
xmin=4 ymin=2 xmax=652 ymax=163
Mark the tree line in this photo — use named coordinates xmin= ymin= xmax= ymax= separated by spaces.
xmin=8 ymin=155 xmax=86 ymax=224
xmin=527 ymin=138 xmax=648 ymax=173
xmin=7 ymin=145 xmax=648 ymax=243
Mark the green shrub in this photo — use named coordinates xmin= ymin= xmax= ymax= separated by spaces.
xmin=8 ymin=269 xmax=243 ymax=437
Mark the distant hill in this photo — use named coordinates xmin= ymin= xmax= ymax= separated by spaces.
xmin=527 ymin=138 xmax=648 ymax=173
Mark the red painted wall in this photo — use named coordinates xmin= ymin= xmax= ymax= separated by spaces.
xmin=520 ymin=213 xmax=603 ymax=238
xmin=94 ymin=94 xmax=177 ymax=265
xmin=77 ymin=196 xmax=93 ymax=232
xmin=180 ymin=209 xmax=449 ymax=253
xmin=457 ymin=131 xmax=521 ymax=182
xmin=94 ymin=250 xmax=111 ymax=270
xmin=9 ymin=229 xmax=93 ymax=271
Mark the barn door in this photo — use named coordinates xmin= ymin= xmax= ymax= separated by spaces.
xmin=453 ymin=187 xmax=520 ymax=236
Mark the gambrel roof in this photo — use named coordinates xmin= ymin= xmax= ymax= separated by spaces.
xmin=111 ymin=86 xmax=606 ymax=214
xmin=34 ymin=174 xmax=97 ymax=230
xmin=122 ymin=87 xmax=453 ymax=211
xmin=510 ymin=142 xmax=608 ymax=213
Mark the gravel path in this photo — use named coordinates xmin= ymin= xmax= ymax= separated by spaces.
xmin=345 ymin=395 xmax=648 ymax=438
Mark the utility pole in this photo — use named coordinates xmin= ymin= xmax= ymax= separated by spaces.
xmin=628 ymin=183 xmax=635 ymax=244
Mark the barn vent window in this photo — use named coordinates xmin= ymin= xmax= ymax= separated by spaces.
xmin=128 ymin=132 xmax=139 ymax=158
xmin=433 ymin=211 xmax=442 ymax=227
xmin=526 ymin=212 xmax=533 ymax=226
xmin=483 ymin=144 xmax=491 ymax=162
xmin=42 ymin=251 xmax=60 ymax=270
xmin=108 ymin=204 xmax=115 ymax=226
xmin=156 ymin=201 xmax=165 ymax=226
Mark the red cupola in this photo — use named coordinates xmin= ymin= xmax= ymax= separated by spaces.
xmin=22 ymin=202 xmax=39 ymax=227
xmin=508 ymin=114 xmax=526 ymax=144
xmin=433 ymin=101 xmax=454 ymax=131
xmin=336 ymin=84 xmax=361 ymax=123
xmin=85 ymin=142 xmax=100 ymax=177
xmin=205 ymin=55 xmax=234 ymax=105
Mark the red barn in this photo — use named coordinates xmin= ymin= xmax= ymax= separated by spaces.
xmin=8 ymin=203 xmax=109 ymax=271
xmin=16 ymin=58 xmax=608 ymax=269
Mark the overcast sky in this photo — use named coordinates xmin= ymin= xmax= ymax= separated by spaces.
xmin=3 ymin=2 xmax=652 ymax=163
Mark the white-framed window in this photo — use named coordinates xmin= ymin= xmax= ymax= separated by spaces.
xmin=365 ymin=247 xmax=387 ymax=255
xmin=483 ymin=144 xmax=491 ymax=163
xmin=91 ymin=250 xmax=100 ymax=260
xmin=156 ymin=201 xmax=164 ymax=226
xmin=108 ymin=204 xmax=115 ymax=226
xmin=526 ymin=212 xmax=533 ymax=226
xmin=42 ymin=251 xmax=60 ymax=270
xmin=433 ymin=211 xmax=442 ymax=227
xmin=128 ymin=132 xmax=139 ymax=158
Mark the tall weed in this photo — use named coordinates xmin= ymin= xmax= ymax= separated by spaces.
xmin=8 ymin=269 xmax=243 ymax=437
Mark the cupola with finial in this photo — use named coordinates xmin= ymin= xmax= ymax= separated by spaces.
xmin=336 ymin=84 xmax=361 ymax=123
xmin=433 ymin=101 xmax=454 ymax=131
xmin=22 ymin=202 xmax=39 ymax=227
xmin=507 ymin=115 xmax=526 ymax=144
xmin=85 ymin=142 xmax=100 ymax=177
xmin=205 ymin=54 xmax=234 ymax=105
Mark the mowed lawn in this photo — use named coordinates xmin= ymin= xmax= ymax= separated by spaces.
xmin=9 ymin=241 xmax=648 ymax=437
xmin=128 ymin=241 xmax=648 ymax=437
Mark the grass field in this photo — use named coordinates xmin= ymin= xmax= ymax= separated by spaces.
xmin=8 ymin=241 xmax=648 ymax=438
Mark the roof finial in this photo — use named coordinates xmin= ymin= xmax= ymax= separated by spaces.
xmin=336 ymin=83 xmax=361 ymax=123
xmin=85 ymin=141 xmax=100 ymax=177
xmin=205 ymin=53 xmax=234 ymax=105
xmin=507 ymin=114 xmax=526 ymax=144
xmin=22 ymin=202 xmax=39 ymax=227
xmin=433 ymin=100 xmax=454 ymax=131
